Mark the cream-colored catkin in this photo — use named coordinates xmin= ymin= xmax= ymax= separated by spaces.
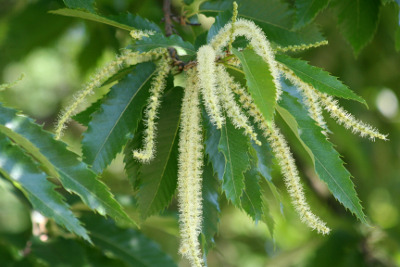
xmin=54 ymin=49 xmax=162 ymax=140
xmin=177 ymin=69 xmax=204 ymax=267
xmin=197 ymin=45 xmax=225 ymax=129
xmin=275 ymin=40 xmax=329 ymax=52
xmin=227 ymin=72 xmax=330 ymax=234
xmin=210 ymin=18 xmax=282 ymax=100
xmin=316 ymin=91 xmax=388 ymax=141
xmin=267 ymin=123 xmax=331 ymax=235
xmin=130 ymin=29 xmax=155 ymax=40
xmin=0 ymin=73 xmax=25 ymax=91
xmin=133 ymin=49 xmax=171 ymax=162
xmin=216 ymin=65 xmax=261 ymax=145
xmin=278 ymin=65 xmax=328 ymax=133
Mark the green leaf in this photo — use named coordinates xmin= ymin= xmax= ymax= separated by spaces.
xmin=128 ymin=34 xmax=196 ymax=56
xmin=0 ymin=134 xmax=90 ymax=242
xmin=202 ymin=107 xmax=225 ymax=181
xmin=73 ymin=94 xmax=105 ymax=127
xmin=85 ymin=246 xmax=128 ymax=267
xmin=49 ymin=9 xmax=161 ymax=32
xmin=218 ymin=117 xmax=251 ymax=206
xmin=81 ymin=62 xmax=156 ymax=174
xmin=241 ymin=164 xmax=263 ymax=222
xmin=123 ymin=121 xmax=144 ymax=191
xmin=80 ymin=213 xmax=178 ymax=267
xmin=201 ymin=160 xmax=221 ymax=252
xmin=184 ymin=0 xmax=195 ymax=5
xmin=293 ymin=0 xmax=330 ymax=30
xmin=32 ymin=237 xmax=87 ymax=267
xmin=332 ymin=0 xmax=381 ymax=55
xmin=200 ymin=0 xmax=326 ymax=48
xmin=276 ymin=91 xmax=367 ymax=224
xmin=275 ymin=54 xmax=367 ymax=106
xmin=63 ymin=0 xmax=96 ymax=13
xmin=396 ymin=24 xmax=400 ymax=52
xmin=0 ymin=104 xmax=134 ymax=226
xmin=136 ymin=87 xmax=183 ymax=219
xmin=207 ymin=9 xmax=233 ymax=43
xmin=232 ymin=48 xmax=277 ymax=128
xmin=261 ymin=193 xmax=275 ymax=240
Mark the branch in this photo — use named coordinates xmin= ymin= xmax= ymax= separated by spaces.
xmin=163 ymin=0 xmax=173 ymax=37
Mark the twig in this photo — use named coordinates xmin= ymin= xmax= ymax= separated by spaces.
xmin=163 ymin=0 xmax=173 ymax=37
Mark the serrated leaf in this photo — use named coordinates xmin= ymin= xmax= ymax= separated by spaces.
xmin=0 ymin=134 xmax=90 ymax=242
xmin=80 ymin=213 xmax=178 ymax=267
xmin=0 ymin=104 xmax=134 ymax=226
xmin=241 ymin=164 xmax=263 ymax=222
xmin=232 ymin=48 xmax=277 ymax=128
xmin=128 ymin=34 xmax=196 ymax=56
xmin=332 ymin=0 xmax=381 ymax=55
xmin=276 ymin=54 xmax=367 ymax=106
xmin=261 ymin=193 xmax=275 ymax=240
xmin=73 ymin=94 xmax=105 ymax=126
xmin=200 ymin=0 xmax=326 ymax=48
xmin=207 ymin=9 xmax=233 ymax=43
xmin=201 ymin=160 xmax=221 ymax=253
xmin=276 ymin=91 xmax=367 ymax=224
xmin=50 ymin=9 xmax=161 ymax=32
xmin=218 ymin=118 xmax=250 ymax=206
xmin=63 ymin=0 xmax=96 ymax=13
xmin=81 ymin=62 xmax=156 ymax=174
xmin=32 ymin=237 xmax=87 ymax=266
xmin=202 ymin=107 xmax=225 ymax=181
xmin=136 ymin=87 xmax=183 ymax=219
xmin=293 ymin=0 xmax=330 ymax=30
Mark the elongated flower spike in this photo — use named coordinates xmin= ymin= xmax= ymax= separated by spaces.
xmin=54 ymin=48 xmax=164 ymax=139
xmin=225 ymin=71 xmax=330 ymax=234
xmin=227 ymin=1 xmax=238 ymax=53
xmin=216 ymin=64 xmax=261 ymax=145
xmin=197 ymin=45 xmax=225 ymax=129
xmin=133 ymin=48 xmax=171 ymax=162
xmin=130 ymin=29 xmax=155 ymax=40
xmin=210 ymin=18 xmax=283 ymax=100
xmin=0 ymin=73 xmax=25 ymax=91
xmin=177 ymin=68 xmax=204 ymax=267
xmin=275 ymin=40 xmax=329 ymax=52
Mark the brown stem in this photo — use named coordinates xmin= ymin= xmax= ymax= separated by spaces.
xmin=163 ymin=0 xmax=173 ymax=37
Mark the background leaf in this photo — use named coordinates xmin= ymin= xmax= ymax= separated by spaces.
xmin=0 ymin=133 xmax=90 ymax=242
xmin=63 ymin=0 xmax=96 ymax=13
xmin=241 ymin=164 xmax=264 ymax=222
xmin=81 ymin=62 xmax=156 ymax=174
xmin=293 ymin=0 xmax=330 ymax=30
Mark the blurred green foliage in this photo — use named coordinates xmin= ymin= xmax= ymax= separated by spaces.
xmin=0 ymin=0 xmax=399 ymax=266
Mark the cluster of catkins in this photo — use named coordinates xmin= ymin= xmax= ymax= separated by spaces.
xmin=54 ymin=7 xmax=387 ymax=267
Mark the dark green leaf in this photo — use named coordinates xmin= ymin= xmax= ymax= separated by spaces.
xmin=73 ymin=94 xmax=105 ymax=126
xmin=241 ymin=165 xmax=263 ymax=222
xmin=184 ymin=0 xmax=195 ymax=5
xmin=207 ymin=9 xmax=233 ymax=43
xmin=63 ymin=0 xmax=96 ymax=13
xmin=219 ymin=118 xmax=251 ymax=206
xmin=50 ymin=9 xmax=161 ymax=32
xmin=293 ymin=0 xmax=330 ymax=30
xmin=332 ymin=0 xmax=381 ymax=55
xmin=0 ymin=134 xmax=90 ymax=242
xmin=81 ymin=213 xmax=178 ymax=267
xmin=194 ymin=31 xmax=208 ymax=50
xmin=201 ymin=160 xmax=221 ymax=252
xmin=232 ymin=48 xmax=277 ymax=128
xmin=0 ymin=104 xmax=134 ymax=226
xmin=123 ymin=121 xmax=144 ymax=191
xmin=200 ymin=0 xmax=326 ymax=48
xmin=129 ymin=34 xmax=196 ymax=56
xmin=85 ymin=246 xmax=128 ymax=267
xmin=32 ymin=237 xmax=87 ymax=266
xmin=275 ymin=54 xmax=367 ymax=106
xmin=276 ymin=91 xmax=367 ymax=224
xmin=202 ymin=108 xmax=225 ymax=181
xmin=261 ymin=193 xmax=275 ymax=240
xmin=136 ymin=87 xmax=183 ymax=219
xmin=396 ymin=25 xmax=400 ymax=52
xmin=81 ymin=62 xmax=156 ymax=174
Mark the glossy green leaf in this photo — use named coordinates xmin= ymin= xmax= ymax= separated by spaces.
xmin=241 ymin=164 xmax=263 ymax=222
xmin=136 ymin=87 xmax=183 ymax=219
xmin=0 ymin=134 xmax=90 ymax=242
xmin=276 ymin=54 xmax=367 ymax=106
xmin=202 ymin=107 xmax=225 ymax=181
xmin=201 ymin=160 xmax=221 ymax=252
xmin=81 ymin=62 xmax=156 ymax=174
xmin=332 ymin=0 xmax=381 ymax=55
xmin=50 ymin=9 xmax=161 ymax=32
xmin=218 ymin=117 xmax=251 ymax=207
xmin=129 ymin=34 xmax=196 ymax=56
xmin=80 ymin=213 xmax=178 ymax=267
xmin=0 ymin=104 xmax=134 ymax=226
xmin=123 ymin=121 xmax=144 ymax=191
xmin=232 ymin=48 xmax=277 ymax=128
xmin=200 ymin=0 xmax=326 ymax=48
xmin=293 ymin=0 xmax=330 ymax=30
xmin=207 ymin=9 xmax=232 ymax=43
xmin=73 ymin=94 xmax=105 ymax=127
xmin=276 ymin=91 xmax=367 ymax=224
xmin=32 ymin=237 xmax=87 ymax=266
xmin=63 ymin=0 xmax=96 ymax=13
